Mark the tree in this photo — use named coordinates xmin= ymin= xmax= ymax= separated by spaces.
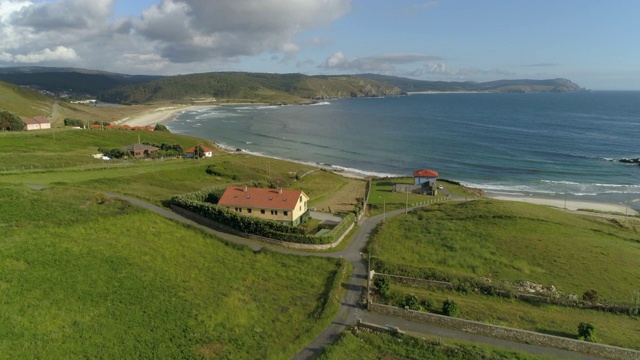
xmin=154 ymin=123 xmax=169 ymax=131
xmin=373 ymin=275 xmax=390 ymax=298
xmin=194 ymin=145 xmax=205 ymax=159
xmin=63 ymin=117 xmax=84 ymax=127
xmin=442 ymin=299 xmax=459 ymax=317
xmin=0 ymin=109 xmax=25 ymax=131
xmin=578 ymin=322 xmax=597 ymax=342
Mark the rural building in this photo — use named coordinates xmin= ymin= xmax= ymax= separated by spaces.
xmin=22 ymin=116 xmax=51 ymax=131
xmin=218 ymin=186 xmax=310 ymax=226
xmin=393 ymin=168 xmax=440 ymax=195
xmin=121 ymin=143 xmax=159 ymax=158
xmin=185 ymin=145 xmax=213 ymax=158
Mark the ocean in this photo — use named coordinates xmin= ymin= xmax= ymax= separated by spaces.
xmin=167 ymin=91 xmax=640 ymax=210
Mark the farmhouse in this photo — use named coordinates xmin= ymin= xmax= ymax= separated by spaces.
xmin=185 ymin=145 xmax=213 ymax=158
xmin=393 ymin=168 xmax=440 ymax=195
xmin=121 ymin=143 xmax=159 ymax=158
xmin=22 ymin=116 xmax=51 ymax=131
xmin=218 ymin=186 xmax=310 ymax=226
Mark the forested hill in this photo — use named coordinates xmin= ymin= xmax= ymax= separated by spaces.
xmin=98 ymin=72 xmax=403 ymax=104
xmin=355 ymin=74 xmax=585 ymax=93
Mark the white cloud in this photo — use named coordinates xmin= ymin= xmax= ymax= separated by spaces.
xmin=320 ymin=51 xmax=442 ymax=73
xmin=13 ymin=46 xmax=79 ymax=62
xmin=0 ymin=0 xmax=351 ymax=72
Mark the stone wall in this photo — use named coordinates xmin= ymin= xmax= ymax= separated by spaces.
xmin=369 ymin=303 xmax=640 ymax=360
xmin=171 ymin=204 xmax=353 ymax=250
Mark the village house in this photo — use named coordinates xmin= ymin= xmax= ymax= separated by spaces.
xmin=121 ymin=143 xmax=159 ymax=158
xmin=185 ymin=145 xmax=213 ymax=158
xmin=393 ymin=168 xmax=440 ymax=195
xmin=22 ymin=116 xmax=51 ymax=131
xmin=218 ymin=186 xmax=310 ymax=226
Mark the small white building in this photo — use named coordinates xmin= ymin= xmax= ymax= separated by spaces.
xmin=185 ymin=145 xmax=213 ymax=158
xmin=22 ymin=116 xmax=51 ymax=131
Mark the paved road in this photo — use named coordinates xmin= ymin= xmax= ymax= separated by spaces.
xmin=106 ymin=193 xmax=605 ymax=360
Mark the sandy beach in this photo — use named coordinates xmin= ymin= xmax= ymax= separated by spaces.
xmin=117 ymin=105 xmax=214 ymax=127
xmin=488 ymin=194 xmax=638 ymax=215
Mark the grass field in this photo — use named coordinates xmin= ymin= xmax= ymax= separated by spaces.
xmin=0 ymin=185 xmax=344 ymax=358
xmin=289 ymin=170 xmax=366 ymax=214
xmin=370 ymin=200 xmax=640 ymax=303
xmin=366 ymin=178 xmax=454 ymax=216
xmin=317 ymin=329 xmax=552 ymax=360
xmin=387 ymin=284 xmax=640 ymax=350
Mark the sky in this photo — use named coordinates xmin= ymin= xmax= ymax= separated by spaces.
xmin=0 ymin=0 xmax=638 ymax=90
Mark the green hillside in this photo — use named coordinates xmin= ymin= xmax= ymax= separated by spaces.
xmin=356 ymin=73 xmax=584 ymax=93
xmin=0 ymin=80 xmax=53 ymax=117
xmin=99 ymin=72 xmax=403 ymax=104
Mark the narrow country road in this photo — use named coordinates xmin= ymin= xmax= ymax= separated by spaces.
xmin=106 ymin=193 xmax=605 ymax=360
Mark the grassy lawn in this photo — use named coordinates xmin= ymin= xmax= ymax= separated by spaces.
xmin=386 ymin=284 xmax=640 ymax=350
xmin=0 ymin=185 xmax=344 ymax=359
xmin=317 ymin=328 xmax=552 ymax=360
xmin=370 ymin=200 xmax=640 ymax=303
xmin=367 ymin=177 xmax=451 ymax=216
xmin=288 ymin=169 xmax=367 ymax=214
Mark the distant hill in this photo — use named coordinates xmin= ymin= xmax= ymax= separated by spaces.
xmin=355 ymin=74 xmax=585 ymax=93
xmin=0 ymin=66 xmax=585 ymax=105
xmin=0 ymin=67 xmax=163 ymax=98
xmin=99 ymin=72 xmax=403 ymax=104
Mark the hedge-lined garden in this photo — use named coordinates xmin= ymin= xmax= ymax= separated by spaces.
xmin=171 ymin=186 xmax=355 ymax=245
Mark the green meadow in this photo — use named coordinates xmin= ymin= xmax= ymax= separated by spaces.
xmin=317 ymin=329 xmax=551 ymax=360
xmin=0 ymin=185 xmax=344 ymax=358
xmin=370 ymin=200 xmax=640 ymax=303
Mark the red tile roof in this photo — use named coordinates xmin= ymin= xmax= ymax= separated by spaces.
xmin=218 ymin=186 xmax=306 ymax=211
xmin=413 ymin=169 xmax=439 ymax=178
xmin=185 ymin=146 xmax=213 ymax=153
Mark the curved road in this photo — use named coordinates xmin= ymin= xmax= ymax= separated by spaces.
xmin=107 ymin=194 xmax=604 ymax=360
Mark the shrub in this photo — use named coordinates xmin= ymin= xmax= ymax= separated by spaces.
xmin=154 ymin=124 xmax=169 ymax=131
xmin=403 ymin=294 xmax=420 ymax=310
xmin=578 ymin=322 xmax=597 ymax=342
xmin=373 ymin=275 xmax=390 ymax=298
xmin=582 ymin=290 xmax=599 ymax=303
xmin=0 ymin=109 xmax=25 ymax=131
xmin=63 ymin=117 xmax=85 ymax=127
xmin=442 ymin=299 xmax=459 ymax=317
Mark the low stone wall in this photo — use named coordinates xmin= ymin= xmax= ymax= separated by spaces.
xmin=375 ymin=273 xmax=454 ymax=289
xmin=171 ymin=204 xmax=353 ymax=250
xmin=369 ymin=303 xmax=640 ymax=360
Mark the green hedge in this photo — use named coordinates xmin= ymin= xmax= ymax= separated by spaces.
xmin=172 ymin=188 xmax=355 ymax=245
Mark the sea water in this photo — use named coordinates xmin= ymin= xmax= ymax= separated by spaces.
xmin=168 ymin=91 xmax=640 ymax=209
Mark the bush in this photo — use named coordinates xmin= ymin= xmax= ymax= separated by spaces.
xmin=578 ymin=322 xmax=597 ymax=342
xmin=373 ymin=275 xmax=390 ymax=298
xmin=442 ymin=299 xmax=459 ymax=317
xmin=154 ymin=124 xmax=169 ymax=131
xmin=403 ymin=294 xmax=420 ymax=310
xmin=0 ymin=109 xmax=25 ymax=131
xmin=64 ymin=117 xmax=84 ymax=127
xmin=582 ymin=290 xmax=599 ymax=303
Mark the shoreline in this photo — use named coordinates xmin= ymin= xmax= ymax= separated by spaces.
xmin=487 ymin=194 xmax=637 ymax=215
xmin=125 ymin=104 xmax=638 ymax=216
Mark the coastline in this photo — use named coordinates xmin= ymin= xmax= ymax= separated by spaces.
xmin=487 ymin=194 xmax=637 ymax=215
xmin=131 ymin=104 xmax=638 ymax=216
xmin=117 ymin=105 xmax=215 ymax=127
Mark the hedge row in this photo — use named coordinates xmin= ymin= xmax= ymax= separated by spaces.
xmin=171 ymin=189 xmax=355 ymax=245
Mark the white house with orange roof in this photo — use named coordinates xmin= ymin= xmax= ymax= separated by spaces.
xmin=185 ymin=145 xmax=213 ymax=158
xmin=218 ymin=186 xmax=309 ymax=226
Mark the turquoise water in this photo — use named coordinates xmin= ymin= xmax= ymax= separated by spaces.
xmin=168 ymin=91 xmax=640 ymax=208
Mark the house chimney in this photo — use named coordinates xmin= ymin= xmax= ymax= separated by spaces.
xmin=278 ymin=188 xmax=282 ymax=194
xmin=243 ymin=185 xmax=248 ymax=192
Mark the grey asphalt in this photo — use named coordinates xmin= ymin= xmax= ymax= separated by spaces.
xmin=106 ymin=193 xmax=606 ymax=360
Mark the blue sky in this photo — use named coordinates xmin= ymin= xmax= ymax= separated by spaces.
xmin=1 ymin=0 xmax=639 ymax=89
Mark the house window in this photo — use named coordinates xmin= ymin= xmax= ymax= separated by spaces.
xmin=300 ymin=196 xmax=303 ymax=202
xmin=247 ymin=208 xmax=252 ymax=213
xmin=261 ymin=209 xmax=265 ymax=214
xmin=284 ymin=211 xmax=288 ymax=216
xmin=270 ymin=210 xmax=278 ymax=215
xmin=239 ymin=208 xmax=242 ymax=213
